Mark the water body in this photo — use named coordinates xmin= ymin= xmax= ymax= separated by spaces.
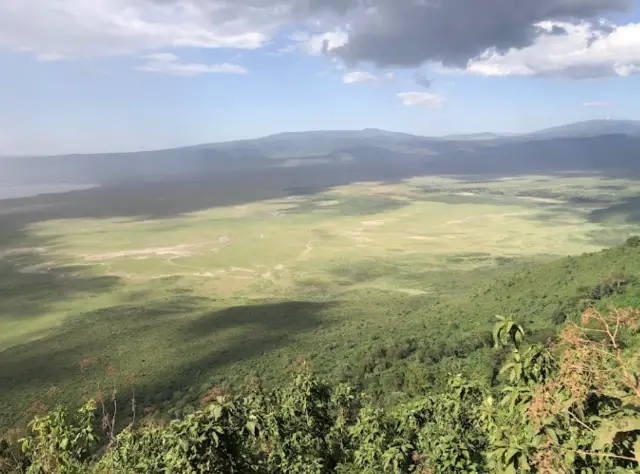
xmin=0 ymin=183 xmax=97 ymax=200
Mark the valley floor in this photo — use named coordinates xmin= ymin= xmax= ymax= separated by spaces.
xmin=1 ymin=174 xmax=640 ymax=428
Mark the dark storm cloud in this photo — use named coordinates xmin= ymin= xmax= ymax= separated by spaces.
xmin=153 ymin=0 xmax=633 ymax=68
xmin=313 ymin=0 xmax=633 ymax=67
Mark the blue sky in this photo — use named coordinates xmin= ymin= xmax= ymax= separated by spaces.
xmin=0 ymin=0 xmax=639 ymax=155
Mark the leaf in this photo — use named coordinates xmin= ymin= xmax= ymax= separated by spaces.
xmin=593 ymin=418 xmax=640 ymax=451
xmin=212 ymin=405 xmax=223 ymax=420
xmin=514 ymin=328 xmax=524 ymax=348
xmin=493 ymin=325 xmax=503 ymax=348
xmin=505 ymin=448 xmax=520 ymax=462
xmin=246 ymin=421 xmax=258 ymax=436
xmin=634 ymin=437 xmax=640 ymax=462
xmin=545 ymin=427 xmax=559 ymax=446
xmin=564 ymin=450 xmax=575 ymax=466
xmin=505 ymin=464 xmax=517 ymax=474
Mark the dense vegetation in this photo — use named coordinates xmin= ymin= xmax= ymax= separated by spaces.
xmin=2 ymin=305 xmax=640 ymax=472
xmin=2 ymin=237 xmax=640 ymax=473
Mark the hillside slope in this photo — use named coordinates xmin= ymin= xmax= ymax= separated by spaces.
xmin=342 ymin=237 xmax=640 ymax=398
xmin=3 ymin=238 xmax=640 ymax=473
xmin=1 ymin=239 xmax=639 ymax=431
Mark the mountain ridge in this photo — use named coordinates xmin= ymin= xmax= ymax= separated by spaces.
xmin=1 ymin=119 xmax=639 ymax=186
xmin=2 ymin=119 xmax=639 ymax=160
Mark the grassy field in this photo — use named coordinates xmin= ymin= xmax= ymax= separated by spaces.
xmin=1 ymin=174 xmax=640 ymax=428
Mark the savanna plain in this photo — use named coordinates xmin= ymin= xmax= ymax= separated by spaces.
xmin=2 ymin=173 xmax=640 ymax=430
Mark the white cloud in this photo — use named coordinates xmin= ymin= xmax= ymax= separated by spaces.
xmin=343 ymin=71 xmax=378 ymax=83
xmin=0 ymin=0 xmax=281 ymax=60
xmin=136 ymin=52 xmax=247 ymax=76
xmin=342 ymin=70 xmax=395 ymax=84
xmin=451 ymin=21 xmax=640 ymax=78
xmin=582 ymin=101 xmax=613 ymax=108
xmin=288 ymin=28 xmax=349 ymax=56
xmin=397 ymin=92 xmax=445 ymax=108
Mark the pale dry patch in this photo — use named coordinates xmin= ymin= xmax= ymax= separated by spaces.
xmin=487 ymin=211 xmax=537 ymax=220
xmin=0 ymin=247 xmax=47 ymax=258
xmin=517 ymin=196 xmax=564 ymax=204
xmin=297 ymin=241 xmax=314 ymax=260
xmin=316 ymin=200 xmax=340 ymax=207
xmin=352 ymin=236 xmax=374 ymax=243
xmin=230 ymin=267 xmax=257 ymax=274
xmin=86 ymin=245 xmax=191 ymax=260
xmin=84 ymin=240 xmax=221 ymax=261
xmin=389 ymin=288 xmax=427 ymax=295
xmin=262 ymin=271 xmax=276 ymax=282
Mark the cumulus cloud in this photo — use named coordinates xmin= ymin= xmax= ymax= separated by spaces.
xmin=583 ymin=101 xmax=613 ymax=108
xmin=0 ymin=0 xmax=636 ymax=82
xmin=455 ymin=21 xmax=640 ymax=78
xmin=136 ymin=52 xmax=247 ymax=75
xmin=0 ymin=0 xmax=281 ymax=59
xmin=343 ymin=71 xmax=377 ymax=83
xmin=289 ymin=28 xmax=349 ymax=55
xmin=397 ymin=92 xmax=445 ymax=108
xmin=342 ymin=70 xmax=395 ymax=83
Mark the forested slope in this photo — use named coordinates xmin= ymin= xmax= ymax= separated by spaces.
xmin=2 ymin=238 xmax=640 ymax=473
xmin=339 ymin=237 xmax=640 ymax=400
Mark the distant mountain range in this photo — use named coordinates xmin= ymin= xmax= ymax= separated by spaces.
xmin=528 ymin=120 xmax=640 ymax=139
xmin=1 ymin=120 xmax=639 ymax=186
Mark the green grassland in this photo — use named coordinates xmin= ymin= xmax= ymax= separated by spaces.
xmin=1 ymin=174 xmax=640 ymax=428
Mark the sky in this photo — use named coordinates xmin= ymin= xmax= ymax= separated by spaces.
xmin=0 ymin=0 xmax=639 ymax=155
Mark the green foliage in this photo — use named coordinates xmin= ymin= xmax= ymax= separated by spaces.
xmin=7 ymin=305 xmax=640 ymax=474
xmin=493 ymin=315 xmax=525 ymax=350
xmin=19 ymin=400 xmax=97 ymax=474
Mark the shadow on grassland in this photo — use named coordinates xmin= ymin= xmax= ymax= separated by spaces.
xmin=589 ymin=196 xmax=640 ymax=225
xmin=0 ymin=231 xmax=121 ymax=353
xmin=0 ymin=251 xmax=120 ymax=326
xmin=133 ymin=300 xmax=337 ymax=403
xmin=0 ymin=296 xmax=332 ymax=428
